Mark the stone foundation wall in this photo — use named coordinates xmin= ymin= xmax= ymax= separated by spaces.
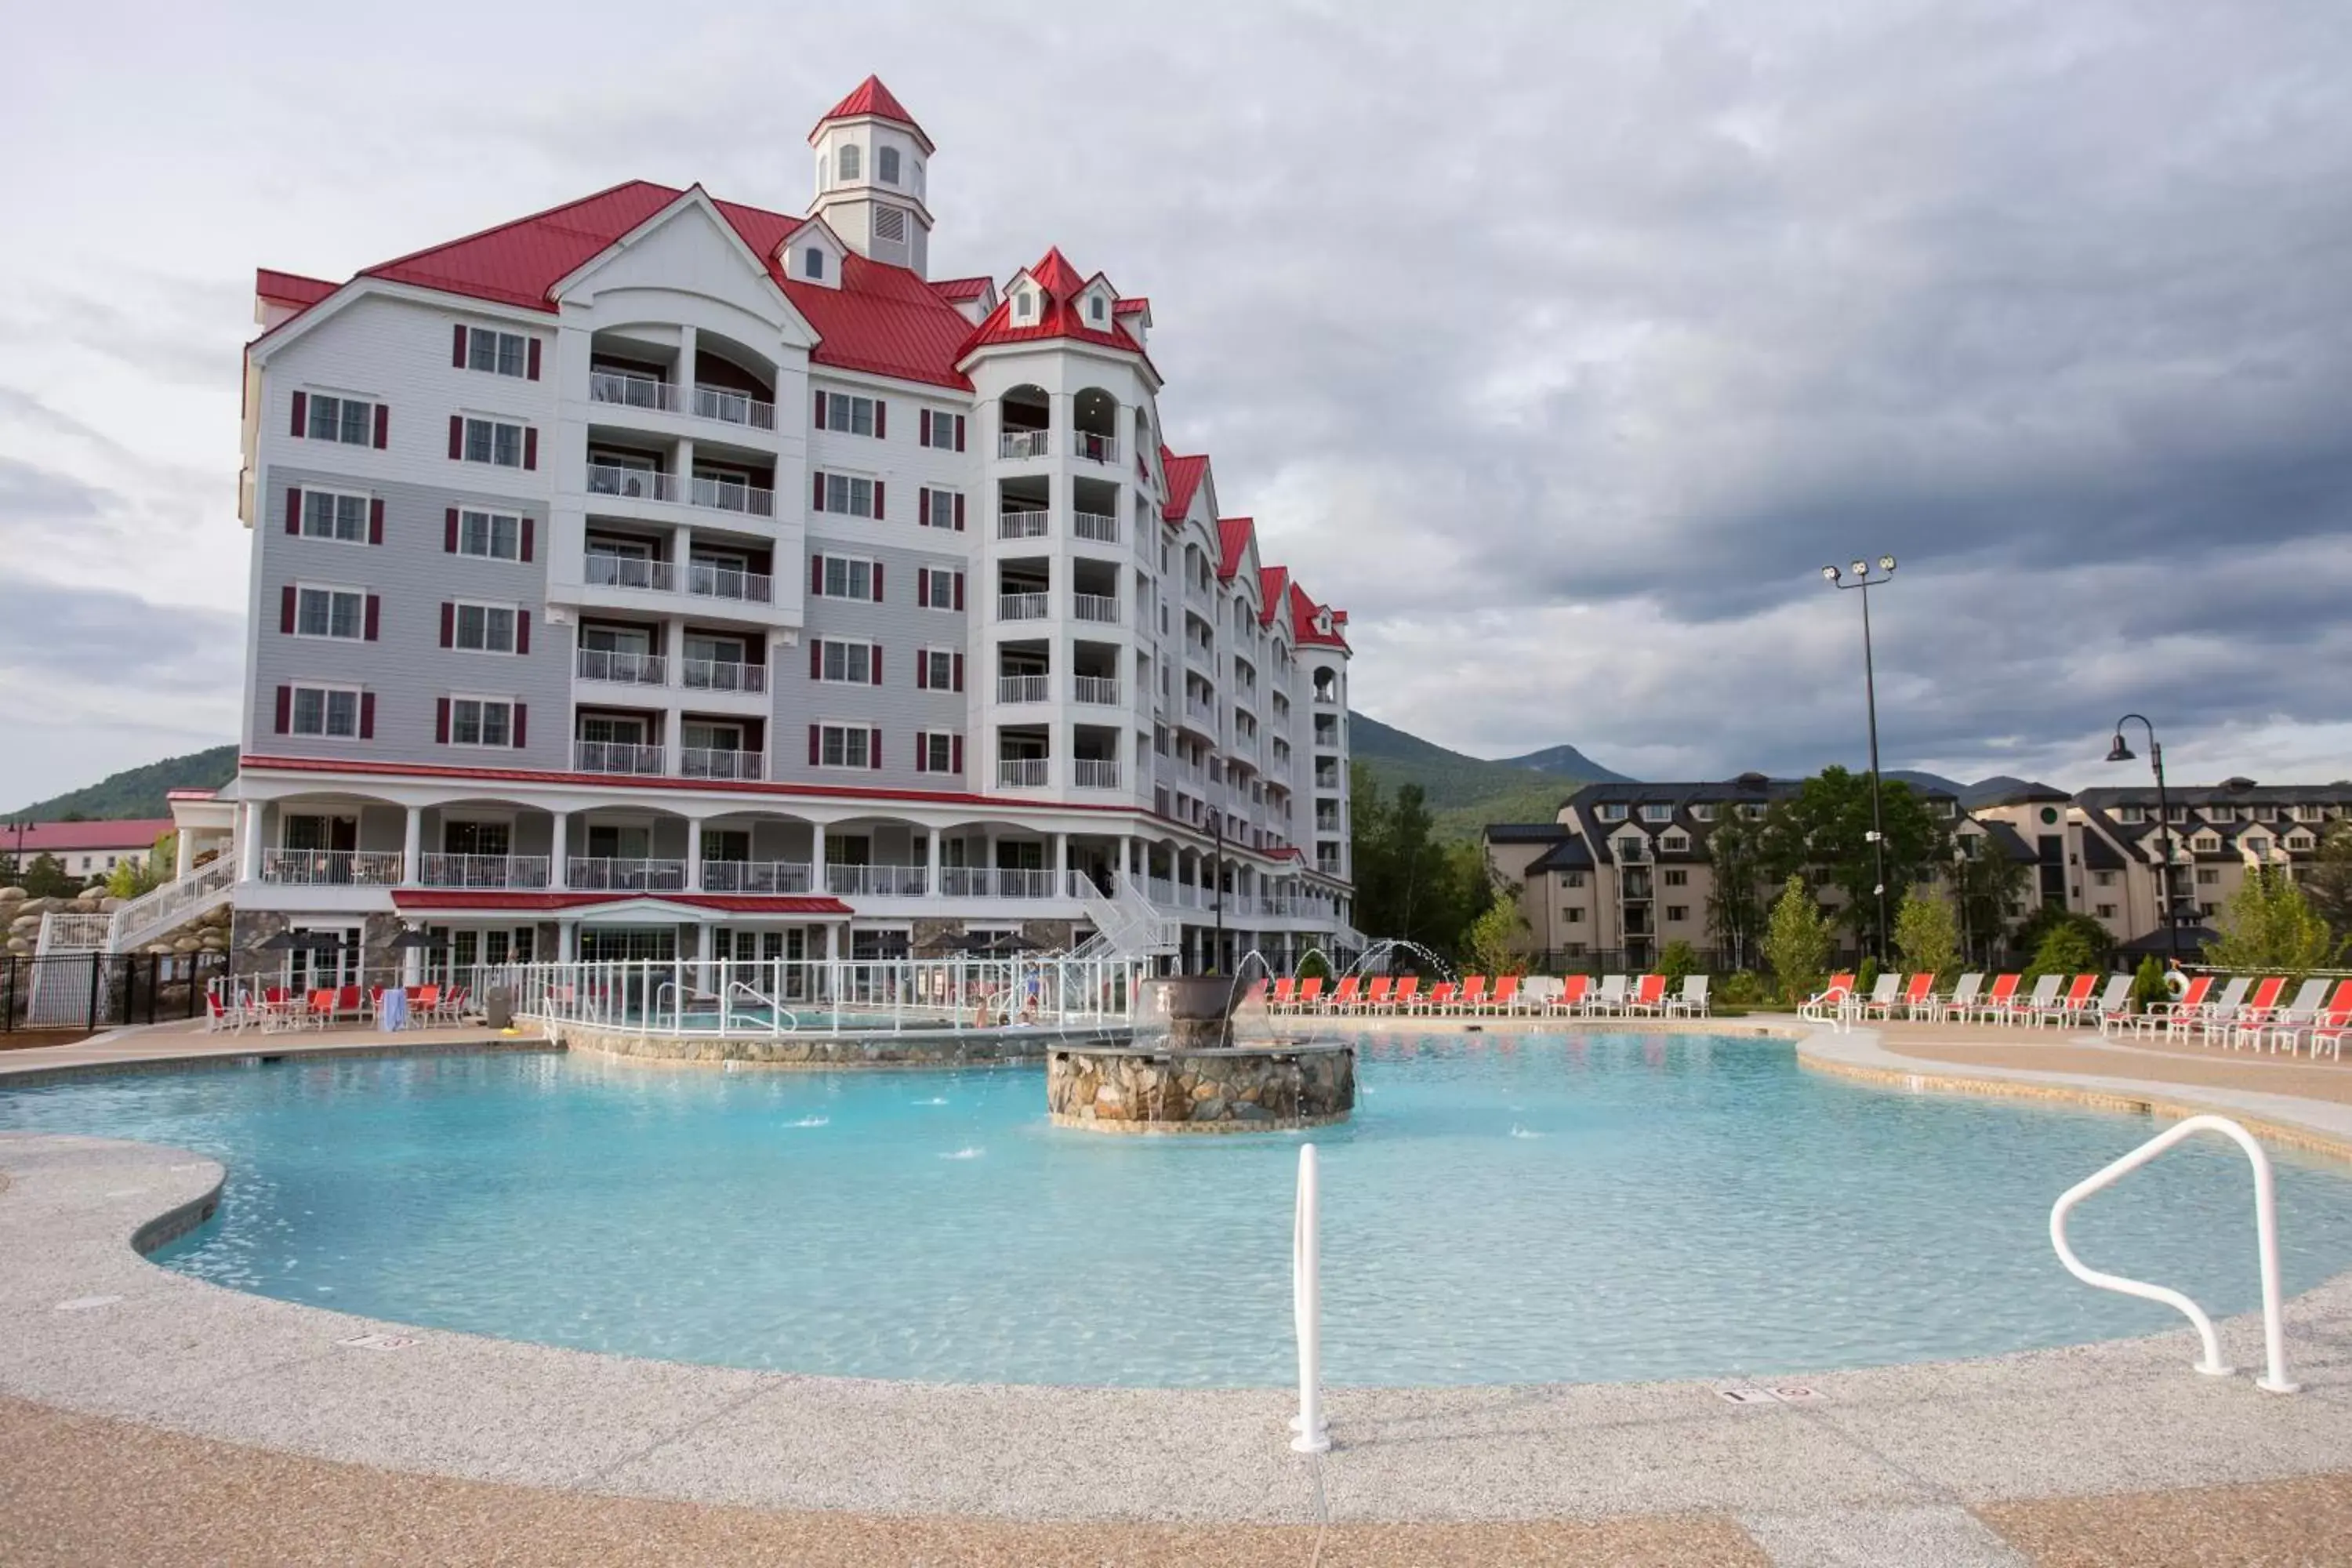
xmin=1047 ymin=1044 xmax=1355 ymax=1133
xmin=557 ymin=1022 xmax=1116 ymax=1069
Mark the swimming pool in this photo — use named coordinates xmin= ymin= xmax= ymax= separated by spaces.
xmin=5 ymin=1033 xmax=2347 ymax=1388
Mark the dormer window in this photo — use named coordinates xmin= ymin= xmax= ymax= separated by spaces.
xmin=2194 ymin=834 xmax=2221 ymax=852
xmin=1661 ymin=834 xmax=1690 ymax=853
xmin=802 ymin=246 xmax=826 ymax=280
xmin=878 ymin=146 xmax=900 ymax=184
xmin=837 ymin=143 xmax=862 ymax=181
xmin=1690 ymin=804 xmax=1716 ymax=822
xmin=1015 ymin=291 xmax=1035 ymax=320
xmin=1597 ymin=804 xmax=1628 ymax=822
xmin=1640 ymin=804 xmax=1672 ymax=822
xmin=1090 ymin=295 xmax=1106 ymax=322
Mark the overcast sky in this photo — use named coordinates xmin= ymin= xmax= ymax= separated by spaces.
xmin=5 ymin=0 xmax=2350 ymax=808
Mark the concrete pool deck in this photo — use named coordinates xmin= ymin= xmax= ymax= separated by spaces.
xmin=5 ymin=1019 xmax=2352 ymax=1564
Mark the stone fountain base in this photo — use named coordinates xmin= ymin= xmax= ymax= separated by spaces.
xmin=1045 ymin=1040 xmax=1355 ymax=1133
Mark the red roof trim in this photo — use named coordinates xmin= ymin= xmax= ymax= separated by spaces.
xmin=931 ymin=274 xmax=994 ymax=300
xmin=3 ymin=819 xmax=175 ymax=854
xmin=256 ymin=269 xmax=336 ymax=310
xmin=390 ymin=891 xmax=853 ymax=915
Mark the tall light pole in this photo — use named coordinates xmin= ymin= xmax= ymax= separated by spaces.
xmin=2106 ymin=714 xmax=2182 ymax=969
xmin=1821 ymin=556 xmax=1898 ymax=966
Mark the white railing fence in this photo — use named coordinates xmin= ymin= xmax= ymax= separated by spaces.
xmin=2050 ymin=1113 xmax=2298 ymax=1394
xmin=107 ymin=852 xmax=238 ymax=952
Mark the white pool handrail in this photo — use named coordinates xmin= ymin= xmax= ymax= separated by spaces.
xmin=723 ymin=979 xmax=797 ymax=1036
xmin=2049 ymin=1113 xmax=2298 ymax=1393
xmin=1290 ymin=1142 xmax=1330 ymax=1452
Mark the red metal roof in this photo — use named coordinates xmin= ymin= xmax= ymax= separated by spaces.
xmin=931 ymin=274 xmax=995 ymax=301
xmin=1160 ymin=448 xmax=1209 ymax=522
xmin=5 ymin=819 xmax=174 ymax=855
xmin=391 ymin=891 xmax=851 ymax=916
xmin=256 ymin=268 xmax=336 ymax=312
xmin=362 ymin=180 xmax=677 ymax=312
xmin=1216 ymin=517 xmax=1255 ymax=580
xmin=1288 ymin=582 xmax=1352 ymax=651
xmin=810 ymin=75 xmax=934 ymax=154
xmin=959 ymin=248 xmax=1156 ymax=370
xmin=1257 ymin=565 xmax=1289 ymax=626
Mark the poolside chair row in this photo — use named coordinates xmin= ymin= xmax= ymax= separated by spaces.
xmin=2111 ymin=975 xmax=2352 ymax=1058
xmin=1263 ymin=972 xmax=1711 ymax=1018
xmin=204 ymin=982 xmax=470 ymax=1034
xmin=1797 ymin=970 xmax=2352 ymax=1059
xmin=1803 ymin=971 xmax=2137 ymax=1030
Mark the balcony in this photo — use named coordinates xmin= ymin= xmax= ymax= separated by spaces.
xmin=824 ymin=864 xmax=929 ymax=897
xmin=567 ymin=857 xmax=687 ymax=891
xmin=1073 ymin=675 xmax=1120 ymax=706
xmin=998 ymin=592 xmax=1049 ymax=622
xmin=681 ymin=659 xmax=767 ymax=695
xmin=685 ymin=561 xmax=774 ymax=604
xmin=260 ymin=849 xmax=404 ymax=886
xmin=691 ymin=385 xmax=776 ymax=432
xmin=997 ymin=673 xmax=1050 ymax=704
xmin=589 ymin=371 xmax=684 ymax=416
xmin=417 ymin=854 xmax=550 ymax=890
xmin=680 ymin=747 xmax=764 ymax=782
xmin=576 ymin=648 xmax=666 ymax=686
xmin=1074 ymin=431 xmax=1119 ymax=465
xmin=998 ymin=509 xmax=1048 ymax=540
xmin=999 ymin=430 xmax=1049 ymax=460
xmin=1073 ymin=759 xmax=1121 ymax=790
xmin=1072 ymin=510 xmax=1118 ymax=544
xmin=701 ymin=859 xmax=813 ymax=894
xmin=1186 ymin=698 xmax=1220 ymax=731
xmin=1071 ymin=593 xmax=1120 ymax=625
xmin=575 ymin=740 xmax=667 ymax=776
xmin=584 ymin=555 xmax=676 ymax=593
xmin=587 ymin=464 xmax=678 ymax=503
xmin=998 ymin=757 xmax=1049 ymax=789
xmin=688 ymin=475 xmax=775 ymax=518
xmin=940 ymin=866 xmax=1060 ymax=898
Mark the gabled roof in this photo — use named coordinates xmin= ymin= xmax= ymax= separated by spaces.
xmin=1529 ymin=837 xmax=1596 ymax=873
xmin=5 ymin=818 xmax=174 ymax=855
xmin=363 ymin=180 xmax=677 ymax=310
xmin=1216 ymin=517 xmax=1256 ymax=580
xmin=1287 ymin=582 xmax=1351 ymax=650
xmin=256 ymin=268 xmax=336 ymax=313
xmin=1484 ymin=823 xmax=1572 ymax=844
xmin=1257 ymin=565 xmax=1289 ymax=627
xmin=960 ymin=246 xmax=1157 ymax=370
xmin=1161 ymin=448 xmax=1209 ymax=522
xmin=931 ymin=274 xmax=995 ymax=301
xmin=810 ymin=74 xmax=935 ymax=154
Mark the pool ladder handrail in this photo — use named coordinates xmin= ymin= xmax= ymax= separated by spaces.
xmin=724 ymin=979 xmax=797 ymax=1035
xmin=1290 ymin=1143 xmax=1330 ymax=1452
xmin=2049 ymin=1113 xmax=2297 ymax=1393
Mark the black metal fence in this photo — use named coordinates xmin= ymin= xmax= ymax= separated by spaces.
xmin=2 ymin=952 xmax=232 ymax=1033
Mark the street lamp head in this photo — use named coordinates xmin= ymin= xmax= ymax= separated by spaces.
xmin=2105 ymin=735 xmax=2135 ymax=764
xmin=1820 ymin=564 xmax=1840 ymax=583
xmin=1849 ymin=558 xmax=1870 ymax=579
xmin=1878 ymin=554 xmax=1896 ymax=573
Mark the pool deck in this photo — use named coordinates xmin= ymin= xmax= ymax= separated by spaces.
xmin=5 ymin=1018 xmax=2352 ymax=1564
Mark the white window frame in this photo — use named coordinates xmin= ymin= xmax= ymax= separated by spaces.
xmin=837 ymin=143 xmax=861 ymax=181
xmin=464 ymin=325 xmax=529 ymax=378
xmin=289 ymin=683 xmax=363 ymax=739
xmin=1597 ymin=804 xmax=1628 ymax=822
xmin=821 ymin=394 xmax=879 ymax=438
xmin=448 ymin=695 xmax=515 ymax=749
xmin=452 ymin=599 xmax=521 ymax=655
xmin=299 ymin=488 xmax=372 ymax=545
xmin=458 ymin=509 xmax=523 ymax=561
xmin=1640 ymin=804 xmax=1672 ymax=822
xmin=918 ymin=731 xmax=956 ymax=772
xmin=920 ymin=648 xmax=955 ymax=689
xmin=305 ymin=391 xmax=376 ymax=445
xmin=820 ymin=556 xmax=878 ymax=601
xmin=877 ymin=144 xmax=901 ymax=184
xmin=817 ymin=723 xmax=872 ymax=769
xmin=803 ymin=245 xmax=826 ymax=280
xmin=462 ymin=416 xmax=525 ymax=468
xmin=294 ymin=583 xmax=366 ymax=641
xmin=924 ymin=488 xmax=959 ymax=529
xmin=821 ymin=472 xmax=880 ymax=517
xmin=919 ymin=568 xmax=956 ymax=610
xmin=816 ymin=638 xmax=878 ymax=685
xmin=920 ymin=412 xmax=959 ymax=451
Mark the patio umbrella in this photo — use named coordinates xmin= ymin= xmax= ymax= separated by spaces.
xmin=249 ymin=931 xmax=303 ymax=953
xmin=388 ymin=927 xmax=448 ymax=951
xmin=298 ymin=931 xmax=350 ymax=950
xmin=967 ymin=931 xmax=1054 ymax=956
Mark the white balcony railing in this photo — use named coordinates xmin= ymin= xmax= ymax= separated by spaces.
xmin=939 ymin=866 xmax=1061 ymax=898
xmin=1072 ymin=510 xmax=1118 ymax=544
xmin=681 ymin=658 xmax=767 ymax=694
xmin=589 ymin=371 xmax=683 ymax=415
xmin=681 ymin=747 xmax=764 ymax=782
xmin=686 ymin=561 xmax=775 ymax=604
xmin=566 ymin=857 xmax=687 ymax=891
xmin=999 ymin=429 xmax=1049 ymax=459
xmin=1072 ymin=593 xmax=1120 ymax=624
xmin=998 ymin=509 xmax=1049 ymax=540
xmin=688 ymin=476 xmax=775 ymax=518
xmin=1073 ymin=759 xmax=1121 ymax=789
xmin=997 ymin=757 xmax=1049 ymax=789
xmin=575 ymin=648 xmax=666 ymax=685
xmin=1073 ymin=675 xmax=1120 ymax=706
xmin=701 ymin=859 xmax=813 ymax=893
xmin=583 ymin=554 xmax=675 ymax=592
xmin=1185 ymin=700 xmax=1220 ymax=730
xmin=998 ymin=592 xmax=1049 ymax=622
xmin=692 ymin=384 xmax=776 ymax=431
xmin=1074 ymin=431 xmax=1119 ymax=464
xmin=418 ymin=854 xmax=551 ymax=889
xmin=824 ymin=864 xmax=930 ymax=897
xmin=260 ymin=849 xmax=404 ymax=886
xmin=586 ymin=464 xmax=677 ymax=503
xmin=997 ymin=673 xmax=1050 ymax=704
xmin=574 ymin=740 xmax=666 ymax=776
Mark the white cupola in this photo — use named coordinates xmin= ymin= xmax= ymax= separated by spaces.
xmin=807 ymin=74 xmax=935 ymax=279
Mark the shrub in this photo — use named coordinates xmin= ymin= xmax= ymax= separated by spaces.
xmin=1296 ymin=949 xmax=1333 ymax=983
xmin=2205 ymin=866 xmax=2345 ymax=981
xmin=1762 ymin=876 xmax=1833 ymax=1005
xmin=2024 ymin=923 xmax=2097 ymax=982
xmin=1658 ymin=938 xmax=1700 ymax=993
xmin=1856 ymin=956 xmax=1881 ymax=998
xmin=1893 ymin=892 xmax=1961 ymax=989
xmin=1717 ymin=970 xmax=1766 ymax=1007
xmin=2129 ymin=955 xmax=2169 ymax=1015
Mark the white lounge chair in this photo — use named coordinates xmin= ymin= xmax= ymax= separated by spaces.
xmin=1855 ymin=972 xmax=1904 ymax=1022
xmin=2252 ymin=978 xmax=2331 ymax=1054
xmin=1933 ymin=973 xmax=1984 ymax=1023
xmin=1590 ymin=975 xmax=1628 ymax=1016
xmin=2088 ymin=975 xmax=2136 ymax=1034
xmin=1664 ymin=974 xmax=1711 ymax=1017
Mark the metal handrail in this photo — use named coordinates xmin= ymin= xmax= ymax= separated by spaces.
xmin=2050 ymin=1113 xmax=2298 ymax=1393
xmin=1290 ymin=1143 xmax=1329 ymax=1452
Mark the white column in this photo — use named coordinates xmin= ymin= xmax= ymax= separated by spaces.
xmin=685 ymin=816 xmax=706 ymax=891
xmin=401 ymin=805 xmax=423 ymax=887
xmin=677 ymin=441 xmax=697 ymax=508
xmin=550 ymin=811 xmax=569 ymax=889
xmin=825 ymin=922 xmax=840 ymax=961
xmin=926 ymin=828 xmax=942 ymax=896
xmin=557 ymin=920 xmax=575 ymax=962
xmin=239 ymin=800 xmax=264 ymax=882
xmin=1053 ymin=832 xmax=1069 ymax=895
xmin=676 ymin=325 xmax=698 ymax=401
xmin=695 ymin=921 xmax=714 ymax=962
xmin=812 ymin=821 xmax=828 ymax=894
xmin=175 ymin=831 xmax=194 ymax=880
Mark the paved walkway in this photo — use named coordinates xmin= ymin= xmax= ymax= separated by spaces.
xmin=5 ymin=1019 xmax=2352 ymax=1563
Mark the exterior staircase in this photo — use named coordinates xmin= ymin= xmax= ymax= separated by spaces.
xmin=1069 ymin=871 xmax=1178 ymax=963
xmin=23 ymin=853 xmax=238 ymax=1026
xmin=105 ymin=854 xmax=238 ymax=953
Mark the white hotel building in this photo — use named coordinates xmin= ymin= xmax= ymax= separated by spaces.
xmin=205 ymin=76 xmax=1358 ymax=982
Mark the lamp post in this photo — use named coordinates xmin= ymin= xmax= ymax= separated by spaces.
xmin=1821 ymin=556 xmax=1898 ymax=967
xmin=2106 ymin=714 xmax=2182 ymax=969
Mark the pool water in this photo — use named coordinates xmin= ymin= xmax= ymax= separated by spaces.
xmin=5 ymin=1033 xmax=2348 ymax=1388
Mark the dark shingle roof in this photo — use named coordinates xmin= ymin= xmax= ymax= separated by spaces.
xmin=1483 ymin=823 xmax=1570 ymax=844
xmin=1528 ymin=837 xmax=1595 ymax=873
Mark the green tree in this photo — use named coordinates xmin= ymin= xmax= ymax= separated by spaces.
xmin=1349 ymin=764 xmax=1493 ymax=959
xmin=1703 ymin=813 xmax=1769 ymax=969
xmin=2205 ymin=866 xmax=2345 ymax=979
xmin=1951 ymin=843 xmax=2031 ymax=967
xmin=104 ymin=833 xmax=172 ymax=901
xmin=2303 ymin=822 xmax=2352 ymax=944
xmin=2011 ymin=907 xmax=2114 ymax=975
xmin=1762 ymin=874 xmax=1834 ymax=1005
xmin=1658 ymin=938 xmax=1700 ymax=994
xmin=2024 ymin=922 xmax=2097 ymax=981
xmin=2129 ymin=955 xmax=2169 ymax=1014
xmin=12 ymin=853 xmax=79 ymax=898
xmin=1893 ymin=891 xmax=1961 ymax=986
xmin=1462 ymin=890 xmax=1530 ymax=977
xmin=1296 ymin=949 xmax=1332 ymax=984
xmin=1758 ymin=768 xmax=1951 ymax=950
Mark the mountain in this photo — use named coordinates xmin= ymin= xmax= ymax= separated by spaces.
xmin=11 ymin=745 xmax=238 ymax=822
xmin=1882 ymin=768 xmax=1969 ymax=797
xmin=1497 ymin=743 xmax=1634 ymax=783
xmin=1348 ymin=712 xmax=1621 ymax=841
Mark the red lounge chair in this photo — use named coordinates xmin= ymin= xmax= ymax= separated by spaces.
xmin=1382 ymin=976 xmax=1418 ymax=1013
xmin=1625 ymin=974 xmax=1668 ymax=1015
xmin=303 ymin=989 xmax=338 ymax=1029
xmin=2226 ymin=976 xmax=2290 ymax=1051
xmin=335 ymin=985 xmax=363 ymax=1022
xmin=1269 ymin=977 xmax=1297 ymax=1013
xmin=1551 ymin=975 xmax=1591 ymax=1014
xmin=1362 ymin=976 xmax=1394 ymax=1012
xmin=2134 ymin=974 xmax=2212 ymax=1037
xmin=1800 ymin=974 xmax=1856 ymax=1020
xmin=1969 ymin=975 xmax=2021 ymax=1025
xmin=1326 ymin=976 xmax=1363 ymax=1013
xmin=1486 ymin=975 xmax=1520 ymax=1014
xmin=2037 ymin=974 xmax=2098 ymax=1029
xmin=1422 ymin=981 xmax=1457 ymax=1014
xmin=1456 ymin=975 xmax=1490 ymax=1013
xmin=1881 ymin=973 xmax=1935 ymax=1021
xmin=1296 ymin=976 xmax=1324 ymax=1011
xmin=2303 ymin=982 xmax=2352 ymax=1060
